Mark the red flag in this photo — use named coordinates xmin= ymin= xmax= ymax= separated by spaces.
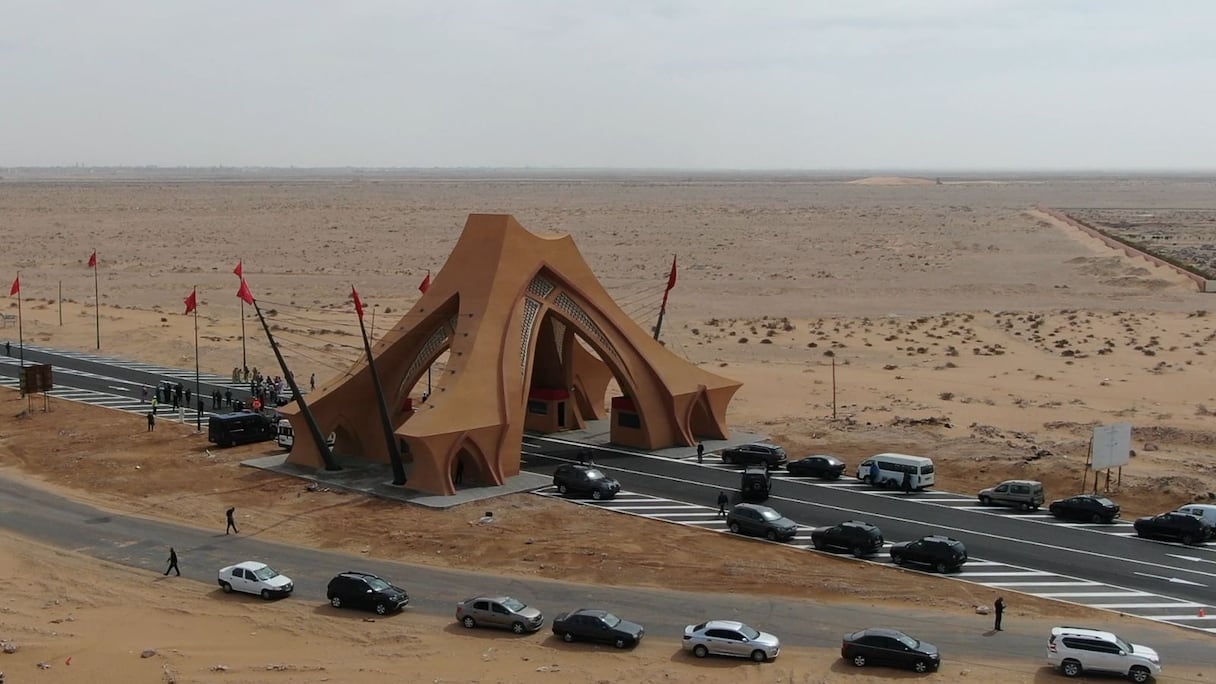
xmin=418 ymin=271 xmax=431 ymax=294
xmin=236 ymin=278 xmax=255 ymax=305
xmin=184 ymin=288 xmax=198 ymax=315
xmin=665 ymin=255 xmax=678 ymax=292
xmin=8 ymin=276 xmax=18 ymax=296
xmin=233 ymin=260 xmax=244 ymax=278
xmin=351 ymin=286 xmax=365 ymax=319
xmin=88 ymin=250 xmax=97 ymax=268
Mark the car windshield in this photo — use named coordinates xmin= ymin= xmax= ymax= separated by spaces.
xmin=584 ymin=469 xmax=605 ymax=480
xmin=1094 ymin=497 xmax=1115 ymax=506
xmin=252 ymin=565 xmax=279 ymax=581
xmin=367 ymin=578 xmax=391 ymax=591
xmin=600 ymin=613 xmax=621 ymax=628
xmin=1114 ymin=636 xmax=1133 ymax=652
xmin=759 ymin=509 xmax=782 ymax=521
xmin=739 ymin=625 xmax=761 ymax=640
xmin=896 ymin=634 xmax=920 ymax=649
xmin=501 ymin=598 xmax=526 ymax=612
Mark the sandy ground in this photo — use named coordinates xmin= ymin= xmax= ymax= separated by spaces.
xmin=3 ymin=174 xmax=1216 ymax=679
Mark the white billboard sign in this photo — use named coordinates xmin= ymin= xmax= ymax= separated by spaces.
xmin=1091 ymin=423 xmax=1132 ymax=469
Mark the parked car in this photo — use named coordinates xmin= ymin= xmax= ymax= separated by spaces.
xmin=740 ymin=465 xmax=771 ymax=501
xmin=889 ymin=535 xmax=968 ymax=573
xmin=978 ymin=479 xmax=1045 ymax=511
xmin=720 ymin=443 xmax=788 ymax=468
xmin=726 ymin=503 xmax=799 ymax=542
xmin=786 ymin=454 xmax=846 ymax=479
xmin=1046 ymin=626 xmax=1160 ymax=682
xmin=1175 ymin=504 xmax=1216 ymax=538
xmin=217 ymin=561 xmax=293 ymax=599
xmin=841 ymin=627 xmax=941 ymax=673
xmin=456 ymin=596 xmax=544 ymax=634
xmin=553 ymin=464 xmax=620 ymax=500
xmin=810 ymin=521 xmax=884 ymax=557
xmin=1050 ymin=495 xmax=1121 ymax=524
xmin=551 ymin=608 xmax=644 ymax=648
xmin=683 ymin=620 xmax=780 ymax=662
xmin=1133 ymin=512 xmax=1211 ymax=545
xmin=326 ymin=571 xmax=409 ymax=614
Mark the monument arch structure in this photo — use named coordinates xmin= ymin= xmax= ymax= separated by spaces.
xmin=282 ymin=214 xmax=741 ymax=495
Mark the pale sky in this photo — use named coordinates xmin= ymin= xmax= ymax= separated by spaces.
xmin=3 ymin=1 xmax=1213 ymax=170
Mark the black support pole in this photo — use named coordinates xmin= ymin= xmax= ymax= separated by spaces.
xmin=356 ymin=301 xmax=407 ymax=485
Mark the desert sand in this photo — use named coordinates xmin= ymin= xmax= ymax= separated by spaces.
xmin=3 ymin=172 xmax=1216 ymax=680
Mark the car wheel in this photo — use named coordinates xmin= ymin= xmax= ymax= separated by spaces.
xmin=1129 ymin=665 xmax=1151 ymax=683
xmin=723 ymin=453 xmax=733 ymax=464
xmin=1182 ymin=534 xmax=1195 ymax=545
xmin=892 ymin=554 xmax=905 ymax=565
xmin=934 ymin=562 xmax=949 ymax=573
xmin=765 ymin=529 xmax=778 ymax=541
xmin=860 ymin=475 xmax=871 ymax=484
xmin=751 ymin=649 xmax=767 ymax=662
xmin=851 ymin=546 xmax=865 ymax=558
xmin=330 ymin=596 xmax=342 ymax=609
xmin=592 ymin=489 xmax=603 ymax=500
xmin=1091 ymin=513 xmax=1103 ymax=524
xmin=261 ymin=589 xmax=272 ymax=600
xmin=562 ymin=632 xmax=575 ymax=643
xmin=375 ymin=603 xmax=388 ymax=615
xmin=511 ymin=622 xmax=526 ymax=634
xmin=461 ymin=616 xmax=476 ymax=629
xmin=693 ymin=644 xmax=708 ymax=658
xmin=613 ymin=637 xmax=628 ymax=649
xmin=980 ymin=496 xmax=991 ymax=506
xmin=556 ymin=483 xmax=567 ymax=495
xmin=1060 ymin=659 xmax=1082 ymax=677
xmin=913 ymin=659 xmax=929 ymax=673
xmin=851 ymin=653 xmax=867 ymax=667
xmin=813 ymin=538 xmax=826 ymax=550
xmin=1019 ymin=502 xmax=1030 ymax=511
xmin=729 ymin=522 xmax=741 ymax=534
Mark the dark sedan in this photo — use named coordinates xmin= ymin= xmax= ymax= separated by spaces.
xmin=1134 ymin=512 xmax=1211 ymax=545
xmin=1049 ymin=495 xmax=1120 ymax=524
xmin=786 ymin=455 xmax=846 ymax=479
xmin=841 ymin=628 xmax=940 ymax=673
xmin=552 ymin=608 xmax=644 ymax=649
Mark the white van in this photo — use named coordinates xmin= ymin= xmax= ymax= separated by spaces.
xmin=277 ymin=419 xmax=335 ymax=452
xmin=1176 ymin=504 xmax=1216 ymax=537
xmin=857 ymin=453 xmax=936 ymax=491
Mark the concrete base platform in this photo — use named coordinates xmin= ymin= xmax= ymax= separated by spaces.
xmin=240 ymin=454 xmax=550 ymax=510
xmin=524 ymin=418 xmax=768 ymax=462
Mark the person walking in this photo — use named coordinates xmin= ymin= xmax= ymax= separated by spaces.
xmin=141 ymin=386 xmax=148 ymax=403
xmin=151 ymin=396 xmax=159 ymax=415
xmin=716 ymin=491 xmax=729 ymax=517
xmin=696 ymin=442 xmax=705 ymax=464
xmin=164 ymin=547 xmax=180 ymax=576
xmin=146 ymin=412 xmax=155 ymax=432
xmin=224 ymin=390 xmax=232 ymax=408
xmin=226 ymin=507 xmax=239 ymax=535
xmin=310 ymin=373 xmax=316 ymax=391
xmin=901 ymin=470 xmax=913 ymax=494
xmin=185 ymin=387 xmax=192 ymax=406
xmin=993 ymin=596 xmax=1005 ymax=631
xmin=3 ymin=340 xmax=10 ymax=356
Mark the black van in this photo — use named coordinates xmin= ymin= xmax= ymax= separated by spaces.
xmin=208 ymin=411 xmax=276 ymax=447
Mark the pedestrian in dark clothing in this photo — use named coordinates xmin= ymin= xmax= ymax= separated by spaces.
xmin=454 ymin=461 xmax=465 ymax=485
xmin=993 ymin=596 xmax=1005 ymax=631
xmin=310 ymin=373 xmax=316 ymax=391
xmin=716 ymin=491 xmax=729 ymax=517
xmin=146 ymin=412 xmax=155 ymax=432
xmin=164 ymin=547 xmax=180 ymax=576
xmin=141 ymin=386 xmax=148 ymax=403
xmin=185 ymin=388 xmax=191 ymax=405
xmin=161 ymin=384 xmax=170 ymax=403
xmin=226 ymin=507 xmax=239 ymax=534
xmin=4 ymin=341 xmax=9 ymax=356
xmin=901 ymin=471 xmax=913 ymax=494
xmin=696 ymin=442 xmax=705 ymax=464
xmin=224 ymin=390 xmax=232 ymax=408
xmin=172 ymin=394 xmax=179 ymax=410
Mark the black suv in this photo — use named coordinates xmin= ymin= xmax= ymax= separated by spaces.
xmin=726 ymin=503 xmax=799 ymax=542
xmin=720 ymin=443 xmax=788 ymax=468
xmin=889 ymin=535 xmax=968 ymax=573
xmin=1134 ymin=512 xmax=1211 ymax=545
xmin=553 ymin=464 xmax=620 ymax=500
xmin=326 ymin=571 xmax=409 ymax=614
xmin=739 ymin=465 xmax=771 ymax=501
xmin=810 ymin=521 xmax=884 ymax=557
xmin=1049 ymin=495 xmax=1120 ymax=524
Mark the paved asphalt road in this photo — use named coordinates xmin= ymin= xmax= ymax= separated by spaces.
xmin=1 ymin=474 xmax=1213 ymax=670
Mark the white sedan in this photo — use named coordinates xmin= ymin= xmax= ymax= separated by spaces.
xmin=217 ymin=561 xmax=294 ymax=599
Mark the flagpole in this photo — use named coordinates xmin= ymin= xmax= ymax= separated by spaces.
xmin=653 ymin=254 xmax=677 ymax=342
xmin=93 ymin=253 xmax=100 ymax=349
xmin=353 ymin=286 xmax=407 ymax=486
xmin=58 ymin=280 xmax=63 ymax=326
xmin=16 ymin=273 xmax=25 ymax=396
xmin=194 ymin=287 xmax=202 ymax=432
xmin=240 ymin=299 xmax=247 ymax=372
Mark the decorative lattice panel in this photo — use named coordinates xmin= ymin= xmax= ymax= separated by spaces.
xmin=520 ymin=298 xmax=542 ymax=373
xmin=554 ymin=293 xmax=619 ymax=362
xmin=551 ymin=319 xmax=567 ymax=363
xmin=406 ymin=315 xmax=457 ymax=382
xmin=527 ymin=275 xmax=555 ymax=299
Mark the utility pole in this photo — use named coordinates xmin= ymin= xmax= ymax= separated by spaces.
xmin=831 ymin=354 xmax=837 ymax=420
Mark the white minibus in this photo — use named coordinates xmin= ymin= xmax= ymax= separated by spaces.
xmin=856 ymin=453 xmax=935 ymax=491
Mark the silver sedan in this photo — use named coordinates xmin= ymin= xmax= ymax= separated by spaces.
xmin=683 ymin=620 xmax=780 ymax=661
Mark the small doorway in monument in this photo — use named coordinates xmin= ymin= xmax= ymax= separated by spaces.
xmin=451 ymin=449 xmax=481 ymax=488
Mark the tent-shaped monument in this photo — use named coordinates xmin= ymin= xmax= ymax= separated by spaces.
xmin=281 ymin=214 xmax=741 ymax=495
